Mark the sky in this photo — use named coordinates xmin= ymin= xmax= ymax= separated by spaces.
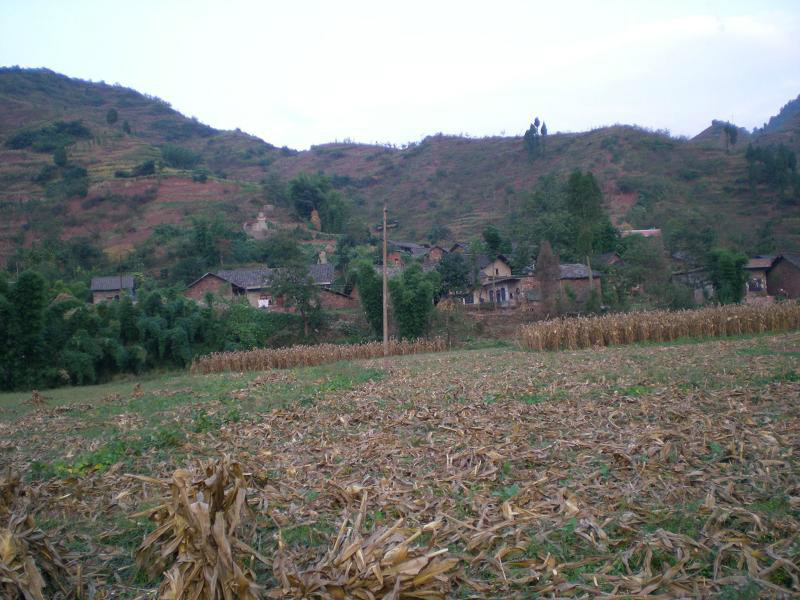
xmin=1 ymin=0 xmax=799 ymax=149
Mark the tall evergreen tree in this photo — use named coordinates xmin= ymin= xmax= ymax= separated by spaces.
xmin=565 ymin=170 xmax=603 ymax=290
xmin=355 ymin=262 xmax=383 ymax=338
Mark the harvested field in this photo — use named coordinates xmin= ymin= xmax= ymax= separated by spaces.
xmin=1 ymin=332 xmax=799 ymax=597
xmin=519 ymin=301 xmax=800 ymax=351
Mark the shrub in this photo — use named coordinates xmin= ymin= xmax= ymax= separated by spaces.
xmin=106 ymin=108 xmax=118 ymax=125
xmin=161 ymin=144 xmax=201 ymax=169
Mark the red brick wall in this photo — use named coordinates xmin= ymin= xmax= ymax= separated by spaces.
xmin=768 ymin=260 xmax=800 ymax=298
xmin=184 ymin=275 xmax=232 ymax=303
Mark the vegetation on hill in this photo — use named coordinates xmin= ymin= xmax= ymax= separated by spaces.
xmin=0 ymin=66 xmax=797 ymax=347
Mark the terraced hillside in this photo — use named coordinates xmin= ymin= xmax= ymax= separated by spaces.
xmin=1 ymin=67 xmax=799 ymax=265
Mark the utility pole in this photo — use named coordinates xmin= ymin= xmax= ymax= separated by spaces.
xmin=382 ymin=204 xmax=389 ymax=361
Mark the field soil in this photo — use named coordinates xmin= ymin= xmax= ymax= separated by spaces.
xmin=1 ymin=333 xmax=799 ymax=597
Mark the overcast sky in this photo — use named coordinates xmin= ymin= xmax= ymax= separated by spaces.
xmin=1 ymin=0 xmax=799 ymax=149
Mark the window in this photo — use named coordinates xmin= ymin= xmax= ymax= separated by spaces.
xmin=495 ymin=268 xmax=499 ymax=275
xmin=258 ymin=295 xmax=270 ymax=309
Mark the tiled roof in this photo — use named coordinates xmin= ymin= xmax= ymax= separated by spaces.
xmin=308 ymin=263 xmax=334 ymax=285
xmin=216 ymin=267 xmax=273 ymax=289
xmin=559 ymin=264 xmax=602 ymax=280
xmin=389 ymin=241 xmax=431 ymax=259
xmin=779 ymin=254 xmax=800 ymax=269
xmin=213 ymin=263 xmax=334 ymax=289
xmin=745 ymin=257 xmax=775 ymax=270
xmin=91 ymin=275 xmax=134 ymax=291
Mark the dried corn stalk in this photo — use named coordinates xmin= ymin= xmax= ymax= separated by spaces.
xmin=271 ymin=494 xmax=458 ymax=599
xmin=519 ymin=301 xmax=800 ymax=351
xmin=191 ymin=338 xmax=447 ymax=375
xmin=0 ymin=472 xmax=73 ymax=600
xmin=133 ymin=457 xmax=263 ymax=599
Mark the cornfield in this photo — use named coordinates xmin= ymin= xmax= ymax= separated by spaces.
xmin=191 ymin=338 xmax=447 ymax=375
xmin=518 ymin=301 xmax=800 ymax=351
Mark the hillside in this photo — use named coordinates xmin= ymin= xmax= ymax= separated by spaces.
xmin=0 ymin=67 xmax=799 ymax=269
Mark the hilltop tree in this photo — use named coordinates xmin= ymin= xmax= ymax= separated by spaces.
xmin=541 ymin=122 xmax=548 ymax=154
xmin=523 ymin=117 xmax=541 ymax=160
xmin=565 ymin=170 xmax=603 ymax=290
xmin=723 ymin=123 xmax=738 ymax=153
xmin=537 ymin=241 xmax=560 ymax=317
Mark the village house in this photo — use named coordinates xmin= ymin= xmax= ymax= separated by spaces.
xmin=766 ymin=254 xmax=800 ymax=298
xmin=91 ymin=275 xmax=135 ymax=304
xmin=183 ymin=263 xmax=356 ymax=310
xmin=744 ymin=256 xmax=773 ymax=298
xmin=459 ymin=256 xmax=601 ymax=308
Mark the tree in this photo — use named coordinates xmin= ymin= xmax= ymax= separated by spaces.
xmin=269 ymin=265 xmax=320 ymax=338
xmin=8 ymin=271 xmax=47 ymax=388
xmin=482 ymin=226 xmax=503 ymax=260
xmin=723 ymin=123 xmax=738 ymax=153
xmin=288 ymin=173 xmax=349 ymax=233
xmin=540 ymin=121 xmax=548 ymax=154
xmin=523 ymin=117 xmax=541 ymax=160
xmin=436 ymin=252 xmax=471 ymax=296
xmin=565 ymin=170 xmax=603 ymax=290
xmin=53 ymin=146 xmax=67 ymax=167
xmin=536 ymin=241 xmax=560 ymax=317
xmin=106 ymin=108 xmax=118 ymax=125
xmin=708 ymin=248 xmax=747 ymax=304
xmin=355 ymin=262 xmax=383 ymax=337
xmin=122 ymin=120 xmax=131 ymax=134
xmin=388 ymin=264 xmax=438 ymax=339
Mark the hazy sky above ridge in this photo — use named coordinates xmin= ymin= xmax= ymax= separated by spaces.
xmin=1 ymin=0 xmax=799 ymax=149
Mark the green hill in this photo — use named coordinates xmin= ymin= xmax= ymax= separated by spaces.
xmin=0 ymin=67 xmax=798 ymax=270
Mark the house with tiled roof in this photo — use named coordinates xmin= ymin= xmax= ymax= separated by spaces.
xmin=183 ymin=263 xmax=353 ymax=310
xmin=90 ymin=275 xmax=135 ymax=304
xmin=765 ymin=254 xmax=800 ymax=299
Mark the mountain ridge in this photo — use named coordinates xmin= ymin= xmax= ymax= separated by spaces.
xmin=0 ymin=67 xmax=798 ymax=268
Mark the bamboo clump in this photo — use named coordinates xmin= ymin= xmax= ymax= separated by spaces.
xmin=518 ymin=302 xmax=800 ymax=351
xmin=191 ymin=338 xmax=447 ymax=375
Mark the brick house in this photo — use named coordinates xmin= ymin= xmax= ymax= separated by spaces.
xmin=183 ymin=264 xmax=355 ymax=309
xmin=457 ymin=258 xmax=601 ymax=309
xmin=744 ymin=257 xmax=773 ymax=298
xmin=767 ymin=254 xmax=800 ymax=298
xmin=91 ymin=275 xmax=135 ymax=303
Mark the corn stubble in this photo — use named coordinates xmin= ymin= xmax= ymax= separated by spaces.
xmin=132 ymin=457 xmax=265 ymax=599
xmin=191 ymin=339 xmax=447 ymax=375
xmin=0 ymin=473 xmax=73 ymax=600
xmin=519 ymin=301 xmax=800 ymax=351
xmin=271 ymin=493 xmax=457 ymax=599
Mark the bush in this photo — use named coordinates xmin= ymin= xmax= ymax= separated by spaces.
xmin=106 ymin=108 xmax=118 ymax=125
xmin=161 ymin=144 xmax=201 ymax=169
xmin=5 ymin=120 xmax=91 ymax=152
